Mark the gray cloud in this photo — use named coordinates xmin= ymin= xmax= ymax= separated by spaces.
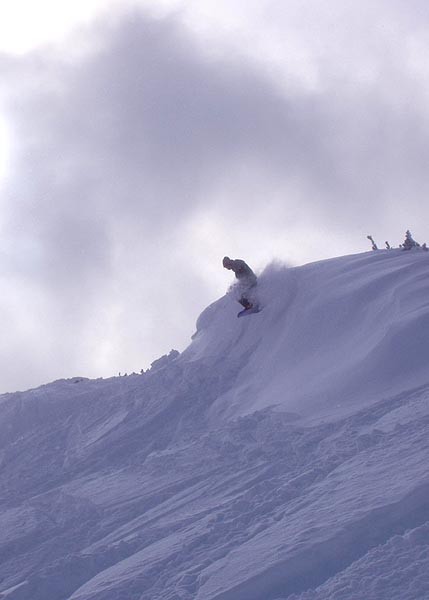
xmin=1 ymin=4 xmax=429 ymax=391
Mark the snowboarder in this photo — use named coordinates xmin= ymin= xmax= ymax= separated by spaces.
xmin=222 ymin=256 xmax=259 ymax=317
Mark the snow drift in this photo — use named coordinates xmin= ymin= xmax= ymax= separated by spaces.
xmin=187 ymin=250 xmax=429 ymax=423
xmin=1 ymin=249 xmax=429 ymax=600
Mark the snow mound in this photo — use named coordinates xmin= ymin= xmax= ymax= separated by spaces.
xmin=1 ymin=249 xmax=429 ymax=600
xmin=288 ymin=522 xmax=429 ymax=600
xmin=186 ymin=249 xmax=429 ymax=422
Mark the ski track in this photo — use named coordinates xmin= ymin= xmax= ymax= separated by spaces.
xmin=0 ymin=250 xmax=429 ymax=599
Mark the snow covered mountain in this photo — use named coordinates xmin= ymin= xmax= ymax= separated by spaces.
xmin=1 ymin=249 xmax=429 ymax=600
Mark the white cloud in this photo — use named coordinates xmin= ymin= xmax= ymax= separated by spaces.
xmin=0 ymin=114 xmax=10 ymax=184
xmin=2 ymin=1 xmax=145 ymax=53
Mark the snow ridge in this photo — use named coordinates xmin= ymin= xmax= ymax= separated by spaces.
xmin=1 ymin=250 xmax=429 ymax=600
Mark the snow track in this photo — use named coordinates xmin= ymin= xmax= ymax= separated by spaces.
xmin=1 ymin=250 xmax=429 ymax=599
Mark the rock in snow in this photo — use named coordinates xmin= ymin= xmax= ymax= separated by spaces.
xmin=1 ymin=249 xmax=429 ymax=600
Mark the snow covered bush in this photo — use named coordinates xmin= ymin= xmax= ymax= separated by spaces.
xmin=401 ymin=230 xmax=420 ymax=250
xmin=367 ymin=235 xmax=378 ymax=250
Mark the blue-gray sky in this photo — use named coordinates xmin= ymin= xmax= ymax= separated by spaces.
xmin=1 ymin=0 xmax=429 ymax=392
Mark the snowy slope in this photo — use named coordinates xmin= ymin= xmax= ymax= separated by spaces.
xmin=1 ymin=249 xmax=429 ymax=600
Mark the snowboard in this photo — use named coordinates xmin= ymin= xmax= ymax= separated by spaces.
xmin=237 ymin=305 xmax=261 ymax=318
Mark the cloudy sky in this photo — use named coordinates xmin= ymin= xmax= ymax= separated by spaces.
xmin=1 ymin=0 xmax=429 ymax=393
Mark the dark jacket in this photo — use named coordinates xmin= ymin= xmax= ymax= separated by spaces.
xmin=228 ymin=259 xmax=257 ymax=287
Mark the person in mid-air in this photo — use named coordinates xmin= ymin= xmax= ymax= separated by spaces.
xmin=223 ymin=256 xmax=258 ymax=314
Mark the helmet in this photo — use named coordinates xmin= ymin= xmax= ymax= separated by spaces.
xmin=223 ymin=256 xmax=232 ymax=268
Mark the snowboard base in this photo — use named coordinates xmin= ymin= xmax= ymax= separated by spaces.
xmin=237 ymin=306 xmax=261 ymax=318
